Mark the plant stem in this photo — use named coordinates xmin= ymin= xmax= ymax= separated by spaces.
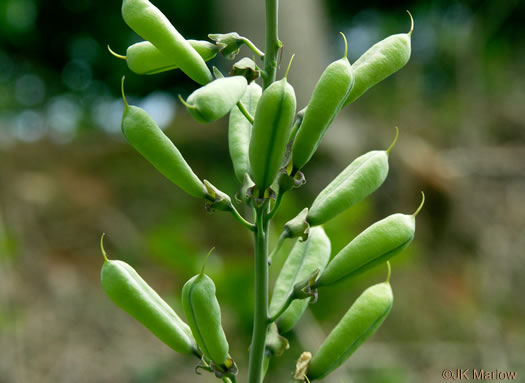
xmin=248 ymin=203 xmax=270 ymax=383
xmin=246 ymin=2 xmax=279 ymax=381
xmin=263 ymin=0 xmax=279 ymax=89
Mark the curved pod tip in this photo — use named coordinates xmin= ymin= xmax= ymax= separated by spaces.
xmin=339 ymin=32 xmax=348 ymax=59
xmin=386 ymin=126 xmax=399 ymax=155
xmin=386 ymin=261 xmax=391 ymax=283
xmin=107 ymin=45 xmax=126 ymax=60
xmin=406 ymin=10 xmax=414 ymax=36
xmin=120 ymin=76 xmax=128 ymax=108
xmin=201 ymin=247 xmax=215 ymax=275
xmin=178 ymin=94 xmax=197 ymax=110
xmin=285 ymin=54 xmax=295 ymax=79
xmin=413 ymin=191 xmax=425 ymax=216
xmin=100 ymin=233 xmax=109 ymax=262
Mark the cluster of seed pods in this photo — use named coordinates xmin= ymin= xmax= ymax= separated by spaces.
xmin=102 ymin=0 xmax=419 ymax=381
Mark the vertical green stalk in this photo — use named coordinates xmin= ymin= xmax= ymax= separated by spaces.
xmin=248 ymin=1 xmax=278 ymax=380
xmin=263 ymin=0 xmax=279 ymax=89
xmin=248 ymin=204 xmax=270 ymax=383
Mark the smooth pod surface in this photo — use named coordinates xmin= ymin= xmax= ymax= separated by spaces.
xmin=269 ymin=227 xmax=331 ymax=333
xmin=126 ymin=40 xmax=218 ymax=75
xmin=182 ymin=273 xmax=229 ymax=365
xmin=344 ymin=32 xmax=411 ymax=106
xmin=292 ymin=55 xmax=354 ymax=171
xmin=185 ymin=76 xmax=248 ymax=123
xmin=121 ymin=97 xmax=206 ymax=198
xmin=317 ymin=213 xmax=415 ymax=287
xmin=229 ymin=82 xmax=262 ymax=182
xmin=249 ymin=78 xmax=296 ymax=192
xmin=101 ymin=258 xmax=196 ymax=355
xmin=307 ymin=282 xmax=393 ymax=380
xmin=121 ymin=0 xmax=212 ymax=84
xmin=307 ymin=150 xmax=389 ymax=226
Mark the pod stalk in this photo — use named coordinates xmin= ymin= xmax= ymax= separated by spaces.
xmin=268 ymin=232 xmax=286 ymax=265
xmin=236 ymin=101 xmax=255 ymax=124
xmin=386 ymin=261 xmax=391 ymax=283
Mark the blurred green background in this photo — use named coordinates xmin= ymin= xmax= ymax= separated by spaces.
xmin=1 ymin=0 xmax=525 ymax=382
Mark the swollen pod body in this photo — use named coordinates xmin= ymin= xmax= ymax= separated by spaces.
xmin=121 ymin=101 xmax=207 ymax=198
xmin=269 ymin=227 xmax=331 ymax=333
xmin=292 ymin=55 xmax=354 ymax=171
xmin=307 ymin=282 xmax=393 ymax=380
xmin=317 ymin=213 xmax=415 ymax=287
xmin=344 ymin=32 xmax=411 ymax=106
xmin=101 ymin=258 xmax=196 ymax=355
xmin=184 ymin=76 xmax=248 ymax=123
xmin=126 ymin=40 xmax=218 ymax=75
xmin=229 ymin=82 xmax=262 ymax=182
xmin=307 ymin=150 xmax=389 ymax=226
xmin=182 ymin=273 xmax=229 ymax=366
xmin=121 ymin=0 xmax=212 ymax=84
xmin=249 ymin=78 xmax=296 ymax=192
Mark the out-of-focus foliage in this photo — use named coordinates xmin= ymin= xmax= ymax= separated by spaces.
xmin=1 ymin=0 xmax=525 ymax=382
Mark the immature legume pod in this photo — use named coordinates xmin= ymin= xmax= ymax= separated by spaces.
xmin=249 ymin=59 xmax=297 ymax=192
xmin=316 ymin=193 xmax=424 ymax=287
xmin=306 ymin=129 xmax=398 ymax=226
xmin=181 ymin=76 xmax=248 ymax=123
xmin=228 ymin=82 xmax=262 ymax=182
xmin=269 ymin=227 xmax=331 ymax=334
xmin=120 ymin=77 xmax=206 ymax=198
xmin=292 ymin=34 xmax=354 ymax=171
xmin=307 ymin=281 xmax=393 ymax=380
xmin=121 ymin=0 xmax=213 ymax=84
xmin=307 ymin=150 xmax=387 ymax=226
xmin=182 ymin=272 xmax=229 ymax=366
xmin=343 ymin=12 xmax=413 ymax=106
xmin=111 ymin=40 xmax=218 ymax=75
xmin=100 ymin=236 xmax=197 ymax=355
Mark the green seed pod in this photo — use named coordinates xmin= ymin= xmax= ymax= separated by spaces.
xmin=182 ymin=256 xmax=229 ymax=366
xmin=121 ymin=0 xmax=212 ymax=84
xmin=249 ymin=57 xmax=297 ymax=192
xmin=306 ymin=128 xmax=399 ymax=226
xmin=99 ymin=235 xmax=197 ymax=355
xmin=307 ymin=280 xmax=393 ymax=380
xmin=292 ymin=34 xmax=354 ymax=171
xmin=120 ymin=77 xmax=206 ymax=198
xmin=344 ymin=12 xmax=413 ymax=106
xmin=108 ymin=40 xmax=218 ymax=75
xmin=180 ymin=76 xmax=248 ymax=123
xmin=316 ymin=193 xmax=424 ymax=287
xmin=228 ymin=82 xmax=262 ymax=182
xmin=269 ymin=227 xmax=331 ymax=333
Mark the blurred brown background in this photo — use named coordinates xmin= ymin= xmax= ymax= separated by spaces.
xmin=1 ymin=0 xmax=524 ymax=382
